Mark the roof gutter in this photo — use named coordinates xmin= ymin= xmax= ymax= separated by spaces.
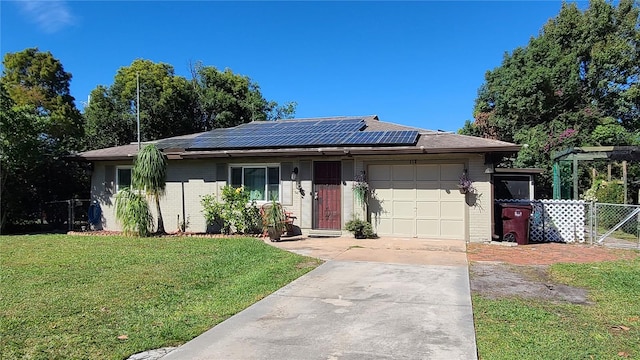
xmin=74 ymin=145 xmax=521 ymax=161
xmin=176 ymin=145 xmax=521 ymax=159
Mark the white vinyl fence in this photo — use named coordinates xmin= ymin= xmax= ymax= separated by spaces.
xmin=496 ymin=199 xmax=586 ymax=243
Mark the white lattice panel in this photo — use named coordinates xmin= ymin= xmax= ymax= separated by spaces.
xmin=497 ymin=199 xmax=586 ymax=243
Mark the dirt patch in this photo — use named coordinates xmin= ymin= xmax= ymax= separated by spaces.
xmin=469 ymin=262 xmax=590 ymax=304
xmin=468 ymin=242 xmax=639 ymax=265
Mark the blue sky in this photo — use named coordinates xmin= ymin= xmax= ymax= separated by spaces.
xmin=1 ymin=1 xmax=579 ymax=132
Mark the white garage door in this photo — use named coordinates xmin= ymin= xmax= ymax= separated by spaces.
xmin=368 ymin=163 xmax=466 ymax=239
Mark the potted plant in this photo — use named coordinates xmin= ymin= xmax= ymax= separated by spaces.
xmin=262 ymin=200 xmax=287 ymax=242
xmin=353 ymin=171 xmax=369 ymax=206
xmin=345 ymin=218 xmax=376 ymax=239
xmin=458 ymin=171 xmax=477 ymax=194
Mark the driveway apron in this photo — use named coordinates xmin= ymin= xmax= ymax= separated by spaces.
xmin=162 ymin=237 xmax=477 ymax=360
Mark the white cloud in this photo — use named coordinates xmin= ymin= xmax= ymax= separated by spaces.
xmin=17 ymin=0 xmax=75 ymax=33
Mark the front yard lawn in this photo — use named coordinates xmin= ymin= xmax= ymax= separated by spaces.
xmin=0 ymin=235 xmax=321 ymax=359
xmin=473 ymin=258 xmax=640 ymax=359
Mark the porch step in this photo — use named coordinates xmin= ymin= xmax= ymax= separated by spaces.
xmin=308 ymin=229 xmax=343 ymax=238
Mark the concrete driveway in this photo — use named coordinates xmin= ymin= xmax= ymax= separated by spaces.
xmin=162 ymin=237 xmax=477 ymax=360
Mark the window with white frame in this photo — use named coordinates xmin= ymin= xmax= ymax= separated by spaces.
xmin=230 ymin=165 xmax=280 ymax=201
xmin=116 ymin=166 xmax=132 ymax=192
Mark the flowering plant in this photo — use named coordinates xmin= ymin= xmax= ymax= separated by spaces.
xmin=543 ymin=128 xmax=577 ymax=153
xmin=458 ymin=172 xmax=477 ymax=194
xmin=353 ymin=171 xmax=369 ymax=205
xmin=201 ymin=186 xmax=261 ymax=235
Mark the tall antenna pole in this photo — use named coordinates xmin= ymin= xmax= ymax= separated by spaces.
xmin=137 ymin=72 xmax=141 ymax=151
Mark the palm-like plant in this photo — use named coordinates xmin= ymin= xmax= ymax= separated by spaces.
xmin=114 ymin=187 xmax=153 ymax=236
xmin=132 ymin=144 xmax=167 ymax=234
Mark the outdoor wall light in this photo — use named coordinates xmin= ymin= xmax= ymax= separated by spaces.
xmin=291 ymin=167 xmax=299 ymax=181
xmin=485 ymin=163 xmax=495 ymax=174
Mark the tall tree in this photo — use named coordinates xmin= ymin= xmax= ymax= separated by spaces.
xmin=190 ymin=63 xmax=296 ymax=129
xmin=462 ymin=0 xmax=640 ymax=197
xmin=132 ymin=144 xmax=167 ymax=234
xmin=1 ymin=49 xmax=87 ymax=232
xmin=0 ymin=84 xmax=41 ymax=231
xmin=1 ymin=48 xmax=83 ymax=146
xmin=83 ymin=85 xmax=133 ymax=149
xmin=84 ymin=59 xmax=198 ymax=148
xmin=84 ymin=60 xmax=297 ymax=150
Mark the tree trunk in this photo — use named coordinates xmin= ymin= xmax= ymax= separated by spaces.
xmin=155 ymin=195 xmax=165 ymax=234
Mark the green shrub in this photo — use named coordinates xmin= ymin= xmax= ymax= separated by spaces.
xmin=594 ymin=181 xmax=625 ymax=204
xmin=201 ymin=186 xmax=261 ymax=235
xmin=345 ymin=218 xmax=376 ymax=238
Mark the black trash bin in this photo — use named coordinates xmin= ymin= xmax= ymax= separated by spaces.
xmin=500 ymin=204 xmax=532 ymax=245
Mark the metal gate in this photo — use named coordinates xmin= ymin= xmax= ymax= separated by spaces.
xmin=591 ymin=203 xmax=640 ymax=248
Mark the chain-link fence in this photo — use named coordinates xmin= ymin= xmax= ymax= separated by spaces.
xmin=591 ymin=203 xmax=640 ymax=249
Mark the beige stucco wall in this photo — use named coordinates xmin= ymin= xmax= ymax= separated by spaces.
xmin=90 ymin=153 xmax=493 ymax=242
xmin=160 ymin=160 xmax=217 ymax=232
xmin=90 ymin=160 xmax=132 ymax=231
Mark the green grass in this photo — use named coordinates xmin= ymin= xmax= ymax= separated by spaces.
xmin=0 ymin=235 xmax=321 ymax=359
xmin=599 ymin=227 xmax=639 ymax=242
xmin=473 ymin=258 xmax=640 ymax=359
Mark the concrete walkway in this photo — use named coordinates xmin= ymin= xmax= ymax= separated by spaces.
xmin=162 ymin=237 xmax=477 ymax=360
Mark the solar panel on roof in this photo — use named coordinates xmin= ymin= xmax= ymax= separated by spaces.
xmin=341 ymin=131 xmax=418 ymax=146
xmin=155 ymin=119 xmax=418 ymax=150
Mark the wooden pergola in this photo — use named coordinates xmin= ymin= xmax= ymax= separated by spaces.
xmin=551 ymin=146 xmax=640 ymax=203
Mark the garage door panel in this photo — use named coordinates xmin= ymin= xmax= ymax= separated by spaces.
xmin=370 ymin=198 xmax=391 ymax=217
xmin=371 ymin=185 xmax=392 ymax=199
xmin=370 ymin=180 xmax=391 ymax=188
xmin=416 ymin=220 xmax=439 ymax=237
xmin=417 ymin=189 xmax=439 ymax=201
xmin=369 ymin=165 xmax=391 ymax=181
xmin=393 ymin=165 xmax=414 ymax=181
xmin=439 ymin=189 xmax=456 ymax=199
xmin=441 ymin=180 xmax=459 ymax=190
xmin=416 ymin=180 xmax=440 ymax=191
xmin=393 ymin=181 xmax=414 ymax=190
xmin=416 ymin=201 xmax=439 ymax=218
xmin=393 ymin=219 xmax=415 ymax=236
xmin=393 ymin=189 xmax=415 ymax=201
xmin=441 ymin=220 xmax=464 ymax=238
xmin=393 ymin=201 xmax=415 ymax=217
xmin=441 ymin=202 xmax=464 ymax=219
xmin=375 ymin=218 xmax=393 ymax=234
xmin=416 ymin=165 xmax=439 ymax=181
xmin=441 ymin=164 xmax=464 ymax=181
xmin=441 ymin=182 xmax=463 ymax=200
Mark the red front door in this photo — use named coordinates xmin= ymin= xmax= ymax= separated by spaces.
xmin=313 ymin=161 xmax=341 ymax=230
